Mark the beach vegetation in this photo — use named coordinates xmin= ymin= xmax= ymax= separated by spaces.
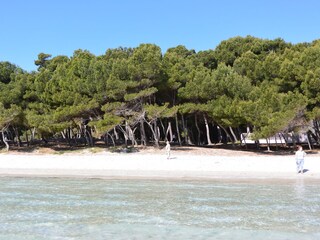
xmin=0 ymin=36 xmax=319 ymax=151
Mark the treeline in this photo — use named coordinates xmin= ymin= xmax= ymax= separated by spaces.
xmin=1 ymin=36 xmax=320 ymax=150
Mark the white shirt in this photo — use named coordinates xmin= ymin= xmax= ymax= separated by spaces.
xmin=295 ymin=150 xmax=306 ymax=160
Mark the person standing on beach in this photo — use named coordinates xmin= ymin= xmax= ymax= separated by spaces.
xmin=165 ymin=141 xmax=171 ymax=159
xmin=295 ymin=145 xmax=306 ymax=174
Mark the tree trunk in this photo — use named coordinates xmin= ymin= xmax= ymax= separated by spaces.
xmin=143 ymin=117 xmax=160 ymax=148
xmin=165 ymin=121 xmax=173 ymax=142
xmin=266 ymin=138 xmax=271 ymax=151
xmin=114 ymin=127 xmax=119 ymax=140
xmin=220 ymin=125 xmax=235 ymax=147
xmin=14 ymin=127 xmax=21 ymax=148
xmin=291 ymin=132 xmax=296 ymax=151
xmin=25 ymin=131 xmax=29 ymax=147
xmin=105 ymin=132 xmax=115 ymax=147
xmin=140 ymin=119 xmax=147 ymax=146
xmin=126 ymin=123 xmax=137 ymax=146
xmin=30 ymin=128 xmax=36 ymax=142
xmin=274 ymin=134 xmax=279 ymax=151
xmin=306 ymin=132 xmax=312 ymax=150
xmin=216 ymin=125 xmax=222 ymax=143
xmin=204 ymin=115 xmax=212 ymax=145
xmin=229 ymin=127 xmax=238 ymax=143
xmin=159 ymin=119 xmax=166 ymax=141
xmin=85 ymin=128 xmax=93 ymax=147
xmin=181 ymin=114 xmax=188 ymax=145
xmin=2 ymin=131 xmax=9 ymax=151
xmin=118 ymin=125 xmax=128 ymax=147
xmin=313 ymin=120 xmax=320 ymax=142
xmin=153 ymin=120 xmax=160 ymax=147
xmin=175 ymin=114 xmax=182 ymax=146
xmin=195 ymin=114 xmax=201 ymax=145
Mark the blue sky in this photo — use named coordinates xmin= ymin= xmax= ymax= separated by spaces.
xmin=1 ymin=0 xmax=319 ymax=71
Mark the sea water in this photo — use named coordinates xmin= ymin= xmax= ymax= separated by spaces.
xmin=0 ymin=177 xmax=319 ymax=240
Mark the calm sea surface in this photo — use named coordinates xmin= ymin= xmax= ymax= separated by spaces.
xmin=0 ymin=177 xmax=319 ymax=240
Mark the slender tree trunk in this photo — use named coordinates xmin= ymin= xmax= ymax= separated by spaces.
xmin=181 ymin=114 xmax=188 ymax=145
xmin=306 ymin=132 xmax=312 ymax=150
xmin=84 ymin=128 xmax=93 ymax=147
xmin=237 ymin=127 xmax=245 ymax=148
xmin=204 ymin=115 xmax=212 ymax=145
xmin=61 ymin=131 xmax=66 ymax=139
xmin=118 ymin=125 xmax=128 ymax=147
xmin=313 ymin=120 xmax=320 ymax=142
xmin=159 ymin=119 xmax=166 ymax=141
xmin=166 ymin=121 xmax=173 ymax=142
xmin=140 ymin=118 xmax=147 ymax=146
xmin=144 ymin=119 xmax=160 ymax=148
xmin=195 ymin=114 xmax=201 ymax=145
xmin=274 ymin=134 xmax=279 ymax=151
xmin=216 ymin=125 xmax=222 ymax=143
xmin=157 ymin=126 xmax=161 ymax=142
xmin=266 ymin=138 xmax=271 ymax=151
xmin=185 ymin=119 xmax=193 ymax=145
xmin=25 ymin=131 xmax=29 ymax=147
xmin=105 ymin=132 xmax=115 ymax=147
xmin=220 ymin=125 xmax=235 ymax=147
xmin=175 ymin=114 xmax=182 ymax=146
xmin=229 ymin=127 xmax=238 ymax=142
xmin=2 ymin=131 xmax=9 ymax=151
xmin=126 ymin=123 xmax=137 ymax=146
xmin=14 ymin=127 xmax=21 ymax=147
xmin=291 ymin=132 xmax=296 ymax=151
xmin=154 ymin=120 xmax=160 ymax=147
xmin=280 ymin=133 xmax=288 ymax=146
xmin=67 ymin=128 xmax=72 ymax=146
xmin=114 ymin=127 xmax=119 ymax=140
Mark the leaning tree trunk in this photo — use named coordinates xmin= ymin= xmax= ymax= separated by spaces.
xmin=306 ymin=132 xmax=312 ymax=150
xmin=203 ymin=115 xmax=212 ymax=145
xmin=175 ymin=114 xmax=182 ymax=146
xmin=144 ymin=119 xmax=160 ymax=148
xmin=118 ymin=125 xmax=129 ymax=147
xmin=220 ymin=125 xmax=235 ymax=147
xmin=105 ymin=132 xmax=115 ymax=147
xmin=229 ymin=127 xmax=238 ymax=143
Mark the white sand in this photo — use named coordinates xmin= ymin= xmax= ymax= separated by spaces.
xmin=1 ymin=150 xmax=320 ymax=179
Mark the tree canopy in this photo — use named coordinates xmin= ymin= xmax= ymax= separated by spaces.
xmin=1 ymin=36 xmax=319 ymax=150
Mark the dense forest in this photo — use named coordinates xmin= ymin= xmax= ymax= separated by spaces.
xmin=1 ymin=36 xmax=320 ymax=151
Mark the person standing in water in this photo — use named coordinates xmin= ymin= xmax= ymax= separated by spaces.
xmin=295 ymin=145 xmax=306 ymax=174
xmin=165 ymin=141 xmax=171 ymax=159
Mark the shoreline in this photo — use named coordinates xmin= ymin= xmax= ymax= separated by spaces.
xmin=1 ymin=149 xmax=320 ymax=180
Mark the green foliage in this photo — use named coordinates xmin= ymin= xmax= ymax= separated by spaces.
xmin=0 ymin=103 xmax=23 ymax=130
xmin=0 ymin=36 xmax=318 ymax=146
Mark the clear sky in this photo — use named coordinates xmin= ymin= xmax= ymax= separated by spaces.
xmin=1 ymin=0 xmax=319 ymax=71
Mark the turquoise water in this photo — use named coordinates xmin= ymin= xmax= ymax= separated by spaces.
xmin=0 ymin=177 xmax=319 ymax=239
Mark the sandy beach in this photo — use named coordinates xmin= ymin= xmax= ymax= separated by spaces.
xmin=0 ymin=147 xmax=320 ymax=180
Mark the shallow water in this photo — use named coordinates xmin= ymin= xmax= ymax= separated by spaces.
xmin=0 ymin=177 xmax=319 ymax=239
